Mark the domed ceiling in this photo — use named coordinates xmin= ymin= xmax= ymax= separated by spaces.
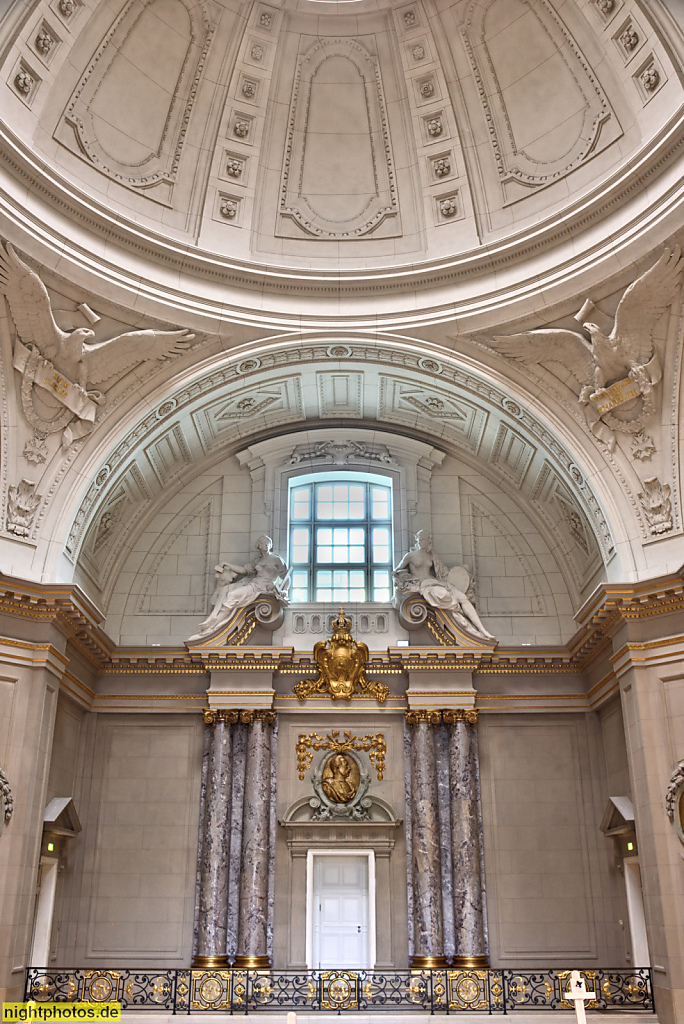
xmin=1 ymin=0 xmax=682 ymax=285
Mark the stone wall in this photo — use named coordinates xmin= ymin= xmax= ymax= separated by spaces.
xmin=53 ymin=714 xmax=203 ymax=967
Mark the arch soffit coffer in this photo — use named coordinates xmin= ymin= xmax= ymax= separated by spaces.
xmin=55 ymin=346 xmax=616 ymax=592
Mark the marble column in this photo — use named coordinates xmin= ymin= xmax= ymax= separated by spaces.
xmin=444 ymin=710 xmax=488 ymax=968
xmin=234 ymin=710 xmax=275 ymax=969
xmin=193 ymin=710 xmax=236 ymax=967
xmin=405 ymin=710 xmax=447 ymax=967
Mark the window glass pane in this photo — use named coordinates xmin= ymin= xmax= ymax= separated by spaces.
xmin=371 ymin=487 xmax=389 ymax=520
xmin=318 ymin=527 xmax=332 ymax=545
xmin=290 ymin=569 xmax=307 ymax=602
xmin=373 ymin=569 xmax=390 ymax=601
xmin=316 ymin=570 xmax=332 ymax=587
xmin=291 ymin=486 xmax=311 ymax=520
xmin=290 ymin=527 xmax=309 ymax=564
xmin=349 ymin=546 xmax=365 ymax=563
xmin=350 ymin=588 xmax=366 ymax=601
xmin=330 ymin=483 xmax=348 ymax=521
xmin=349 ymin=484 xmax=365 ymax=519
xmin=349 ymin=528 xmax=364 ymax=545
xmin=350 ymin=570 xmax=365 ymax=587
xmin=333 ymin=570 xmax=348 ymax=587
xmin=316 ymin=589 xmax=332 ymax=601
xmin=372 ymin=526 xmax=390 ymax=563
xmin=317 ymin=484 xmax=333 ymax=519
xmin=333 ymin=527 xmax=348 ymax=545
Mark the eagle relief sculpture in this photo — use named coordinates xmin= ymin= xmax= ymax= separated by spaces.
xmin=487 ymin=247 xmax=682 ymax=455
xmin=0 ymin=241 xmax=194 ymax=459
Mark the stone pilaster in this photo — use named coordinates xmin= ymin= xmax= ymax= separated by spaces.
xmin=0 ymin=635 xmax=64 ymax=1003
xmin=193 ymin=710 xmax=237 ymax=967
xmin=405 ymin=710 xmax=447 ymax=968
xmin=612 ymin=630 xmax=684 ymax=1024
xmin=234 ymin=710 xmax=276 ymax=969
xmin=444 ymin=710 xmax=488 ymax=968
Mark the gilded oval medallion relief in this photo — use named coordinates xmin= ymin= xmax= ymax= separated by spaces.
xmin=321 ymin=752 xmax=360 ymax=804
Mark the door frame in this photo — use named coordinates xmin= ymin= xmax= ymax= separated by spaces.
xmin=306 ymin=849 xmax=376 ymax=970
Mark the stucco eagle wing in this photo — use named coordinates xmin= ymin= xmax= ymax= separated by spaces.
xmin=611 ymin=246 xmax=682 ymax=368
xmin=82 ymin=328 xmax=195 ymax=384
xmin=488 ymin=328 xmax=596 ymax=391
xmin=0 ymin=241 xmax=67 ymax=358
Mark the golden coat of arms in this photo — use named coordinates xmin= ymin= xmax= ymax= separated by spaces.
xmin=294 ymin=608 xmax=389 ymax=703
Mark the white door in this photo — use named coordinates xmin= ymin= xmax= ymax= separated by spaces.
xmin=312 ymin=855 xmax=369 ymax=968
xmin=624 ymin=857 xmax=650 ymax=967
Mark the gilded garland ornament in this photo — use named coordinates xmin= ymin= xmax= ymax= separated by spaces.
xmin=296 ymin=730 xmax=386 ymax=781
xmin=293 ymin=608 xmax=390 ymax=703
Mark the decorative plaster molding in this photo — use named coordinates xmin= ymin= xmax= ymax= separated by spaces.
xmin=638 ymin=477 xmax=673 ymax=535
xmin=0 ymin=767 xmax=13 ymax=831
xmin=6 ymin=479 xmax=41 ymax=538
xmin=62 ymin=348 xmax=614 ymax=574
xmin=58 ymin=0 xmax=215 ymax=202
xmin=665 ymin=760 xmax=684 ymax=844
xmin=0 ymin=109 xmax=682 ymax=302
xmin=288 ymin=440 xmax=398 ymax=468
xmin=462 ymin=0 xmax=621 ymax=196
xmin=278 ymin=37 xmax=399 ymax=239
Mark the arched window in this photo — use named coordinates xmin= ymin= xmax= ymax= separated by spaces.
xmin=288 ymin=472 xmax=393 ymax=603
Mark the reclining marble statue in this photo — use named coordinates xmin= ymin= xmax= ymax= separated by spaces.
xmin=188 ymin=535 xmax=290 ymax=640
xmin=393 ymin=529 xmax=495 ymax=640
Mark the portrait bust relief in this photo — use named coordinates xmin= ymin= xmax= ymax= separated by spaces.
xmin=310 ymin=748 xmax=371 ymax=820
xmin=321 ymin=753 xmax=360 ymax=804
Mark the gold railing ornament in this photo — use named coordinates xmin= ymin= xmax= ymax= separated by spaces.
xmin=293 ymin=607 xmax=390 ymax=703
xmin=296 ymin=730 xmax=386 ymax=780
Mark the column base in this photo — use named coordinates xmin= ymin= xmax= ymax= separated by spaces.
xmin=409 ymin=955 xmax=449 ymax=969
xmin=451 ymin=955 xmax=490 ymax=969
xmin=232 ymin=955 xmax=272 ymax=969
xmin=191 ymin=955 xmax=231 ymax=968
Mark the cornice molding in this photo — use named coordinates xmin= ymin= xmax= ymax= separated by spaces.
xmin=575 ymin=568 xmax=684 ymax=638
xmin=0 ymin=109 xmax=682 ymax=321
xmin=2 ymin=571 xmax=682 ymax=700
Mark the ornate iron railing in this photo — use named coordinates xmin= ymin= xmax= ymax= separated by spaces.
xmin=24 ymin=967 xmax=654 ymax=1013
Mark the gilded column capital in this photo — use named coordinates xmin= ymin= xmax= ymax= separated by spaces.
xmin=203 ymin=709 xmax=240 ymax=725
xmin=405 ymin=709 xmax=442 ymax=726
xmin=443 ymin=709 xmax=478 ymax=725
xmin=254 ymin=710 xmax=276 ymax=726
